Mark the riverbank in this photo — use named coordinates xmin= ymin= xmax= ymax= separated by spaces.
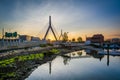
xmin=0 ymin=46 xmax=54 ymax=59
xmin=0 ymin=46 xmax=82 ymax=80
xmin=0 ymin=44 xmax=83 ymax=59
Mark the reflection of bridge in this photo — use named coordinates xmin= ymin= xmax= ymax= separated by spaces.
xmin=49 ymin=61 xmax=52 ymax=74
xmin=62 ymin=55 xmax=91 ymax=59
xmin=48 ymin=55 xmax=91 ymax=74
xmin=69 ymin=56 xmax=91 ymax=59
xmin=47 ymin=50 xmax=110 ymax=75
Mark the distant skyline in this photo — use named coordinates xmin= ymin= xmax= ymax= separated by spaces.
xmin=0 ymin=0 xmax=120 ymax=40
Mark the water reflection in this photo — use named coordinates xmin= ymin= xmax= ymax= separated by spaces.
xmin=61 ymin=51 xmax=91 ymax=65
xmin=85 ymin=49 xmax=104 ymax=61
xmin=85 ymin=49 xmax=110 ymax=66
xmin=0 ymin=49 xmax=119 ymax=80
xmin=107 ymin=52 xmax=109 ymax=66
xmin=61 ymin=49 xmax=111 ymax=67
xmin=49 ymin=61 xmax=52 ymax=74
xmin=26 ymin=50 xmax=120 ymax=80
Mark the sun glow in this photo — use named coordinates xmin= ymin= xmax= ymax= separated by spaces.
xmin=0 ymin=0 xmax=119 ymax=40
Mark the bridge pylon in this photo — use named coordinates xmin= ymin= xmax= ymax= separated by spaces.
xmin=43 ymin=16 xmax=57 ymax=41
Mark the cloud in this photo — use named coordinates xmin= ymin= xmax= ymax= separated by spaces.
xmin=1 ymin=0 xmax=120 ymax=40
xmin=9 ymin=0 xmax=94 ymax=36
xmin=111 ymin=34 xmax=120 ymax=37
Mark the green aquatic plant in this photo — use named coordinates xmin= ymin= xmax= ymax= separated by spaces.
xmin=39 ymin=44 xmax=47 ymax=47
xmin=77 ymin=51 xmax=82 ymax=56
xmin=0 ymin=53 xmax=44 ymax=67
xmin=6 ymin=72 xmax=16 ymax=77
xmin=0 ymin=72 xmax=16 ymax=80
xmin=0 ymin=58 xmax=15 ymax=67
xmin=49 ymin=49 xmax=60 ymax=54
xmin=0 ymin=49 xmax=59 ymax=68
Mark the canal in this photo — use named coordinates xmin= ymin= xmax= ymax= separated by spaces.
xmin=25 ymin=50 xmax=120 ymax=80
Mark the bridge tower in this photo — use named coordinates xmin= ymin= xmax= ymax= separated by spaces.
xmin=59 ymin=29 xmax=63 ymax=40
xmin=43 ymin=16 xmax=57 ymax=41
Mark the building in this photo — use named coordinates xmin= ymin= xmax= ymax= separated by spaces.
xmin=86 ymin=34 xmax=104 ymax=45
xmin=111 ymin=38 xmax=120 ymax=44
xmin=31 ymin=36 xmax=40 ymax=41
xmin=19 ymin=35 xmax=31 ymax=42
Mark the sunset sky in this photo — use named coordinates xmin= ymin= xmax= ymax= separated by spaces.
xmin=0 ymin=0 xmax=120 ymax=40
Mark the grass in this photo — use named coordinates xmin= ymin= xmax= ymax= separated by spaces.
xmin=49 ymin=49 xmax=60 ymax=54
xmin=18 ymin=53 xmax=44 ymax=61
xmin=6 ymin=72 xmax=16 ymax=77
xmin=0 ymin=49 xmax=60 ymax=67
xmin=0 ymin=58 xmax=14 ymax=67
xmin=39 ymin=44 xmax=47 ymax=47
xmin=0 ymin=72 xmax=16 ymax=80
xmin=0 ymin=53 xmax=44 ymax=67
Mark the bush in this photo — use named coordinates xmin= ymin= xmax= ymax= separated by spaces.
xmin=40 ymin=44 xmax=47 ymax=47
xmin=47 ymin=43 xmax=53 ymax=46
xmin=49 ymin=49 xmax=60 ymax=54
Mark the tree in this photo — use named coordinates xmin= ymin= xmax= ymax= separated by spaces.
xmin=72 ymin=38 xmax=75 ymax=42
xmin=62 ymin=32 xmax=68 ymax=42
xmin=77 ymin=37 xmax=82 ymax=42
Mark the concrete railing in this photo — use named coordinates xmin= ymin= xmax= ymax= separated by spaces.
xmin=0 ymin=41 xmax=45 ymax=50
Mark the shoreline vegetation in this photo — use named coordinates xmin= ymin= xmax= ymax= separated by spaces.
xmin=0 ymin=44 xmax=83 ymax=80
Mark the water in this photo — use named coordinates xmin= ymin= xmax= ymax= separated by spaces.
xmin=26 ymin=50 xmax=120 ymax=80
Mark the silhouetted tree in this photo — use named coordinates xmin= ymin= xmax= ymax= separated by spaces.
xmin=62 ymin=32 xmax=68 ymax=42
xmin=77 ymin=37 xmax=82 ymax=42
xmin=72 ymin=38 xmax=75 ymax=42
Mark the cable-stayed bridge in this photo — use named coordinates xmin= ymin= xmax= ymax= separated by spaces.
xmin=37 ymin=16 xmax=60 ymax=41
